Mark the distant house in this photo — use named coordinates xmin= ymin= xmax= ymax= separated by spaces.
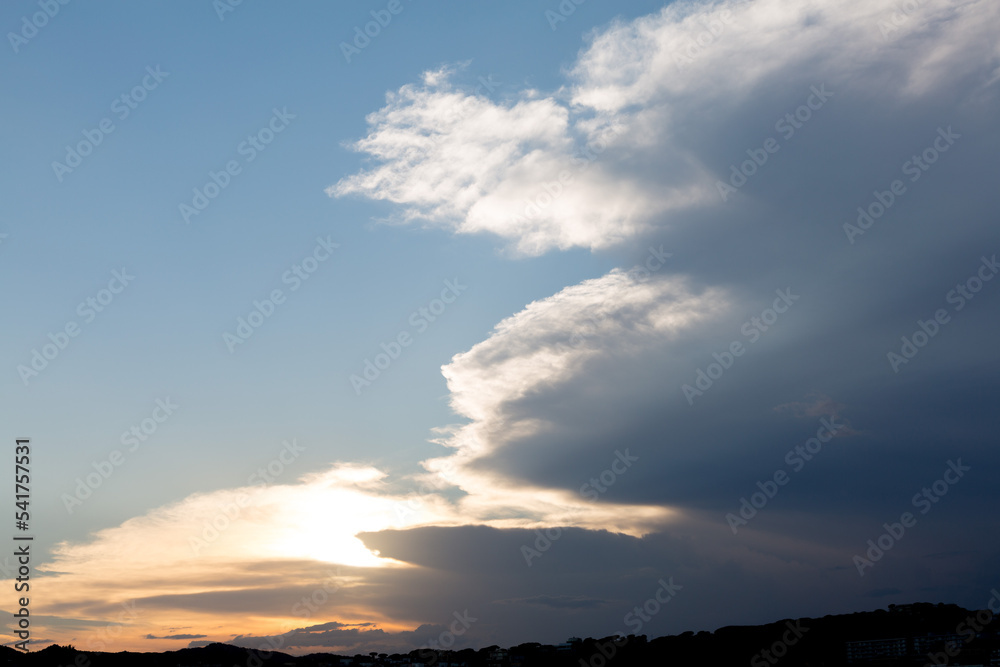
xmin=912 ymin=633 xmax=964 ymax=655
xmin=487 ymin=647 xmax=509 ymax=666
xmin=556 ymin=637 xmax=582 ymax=652
xmin=845 ymin=637 xmax=908 ymax=663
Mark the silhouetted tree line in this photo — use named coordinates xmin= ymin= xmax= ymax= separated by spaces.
xmin=3 ymin=602 xmax=996 ymax=667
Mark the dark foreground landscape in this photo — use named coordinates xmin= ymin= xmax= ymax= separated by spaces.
xmin=3 ymin=602 xmax=998 ymax=666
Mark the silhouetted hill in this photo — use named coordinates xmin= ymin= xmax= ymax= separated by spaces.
xmin=0 ymin=641 xmax=296 ymax=667
xmin=4 ymin=602 xmax=997 ymax=666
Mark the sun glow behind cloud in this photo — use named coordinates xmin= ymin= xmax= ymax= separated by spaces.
xmin=271 ymin=467 xmax=418 ymax=567
xmin=20 ymin=268 xmax=706 ymax=651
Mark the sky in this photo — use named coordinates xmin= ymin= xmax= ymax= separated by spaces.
xmin=2 ymin=0 xmax=999 ymax=657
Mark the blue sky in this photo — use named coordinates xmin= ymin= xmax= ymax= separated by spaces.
xmin=3 ymin=0 xmax=642 ymax=537
xmin=3 ymin=0 xmax=1000 ymax=657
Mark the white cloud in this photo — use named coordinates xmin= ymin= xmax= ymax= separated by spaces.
xmin=442 ymin=270 xmax=724 ymax=424
xmin=330 ymin=0 xmax=999 ymax=255
xmin=328 ymin=65 xmax=711 ymax=256
xmin=423 ymin=270 xmax=727 ymax=527
xmin=570 ymin=0 xmax=999 ymax=109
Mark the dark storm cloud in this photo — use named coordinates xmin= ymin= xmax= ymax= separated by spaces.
xmin=494 ymin=595 xmax=610 ymax=609
xmin=337 ymin=0 xmax=1000 ymax=639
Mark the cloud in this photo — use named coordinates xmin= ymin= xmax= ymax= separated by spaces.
xmin=374 ymin=0 xmax=1000 ymax=525
xmin=568 ymin=0 xmax=997 ymax=112
xmin=865 ymin=588 xmax=903 ymax=598
xmin=145 ymin=633 xmax=207 ymax=640
xmin=329 ymin=0 xmax=1000 ymax=640
xmin=417 ymin=269 xmax=723 ymax=530
xmin=331 ymin=0 xmax=1000 ymax=255
xmin=230 ymin=620 xmax=455 ymax=654
xmin=494 ymin=595 xmax=610 ymax=609
xmin=328 ymin=64 xmax=711 ymax=256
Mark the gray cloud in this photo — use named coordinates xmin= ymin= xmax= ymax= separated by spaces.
xmin=337 ymin=0 xmax=1000 ymax=645
xmin=493 ymin=595 xmax=611 ymax=609
xmin=229 ymin=621 xmax=455 ymax=655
